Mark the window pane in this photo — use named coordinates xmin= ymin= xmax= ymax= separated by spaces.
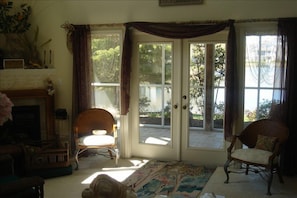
xmin=139 ymin=43 xmax=172 ymax=127
xmin=259 ymin=36 xmax=277 ymax=88
xmin=214 ymin=43 xmax=226 ymax=87
xmin=94 ymin=86 xmax=120 ymax=113
xmin=244 ymin=34 xmax=277 ymax=122
xmin=258 ymin=89 xmax=273 ymax=119
xmin=244 ymin=89 xmax=258 ymax=121
xmin=245 ymin=36 xmax=259 ymax=87
xmin=91 ymin=32 xmax=121 ymax=115
xmin=92 ymin=33 xmax=120 ymax=83
xmin=213 ymin=43 xmax=226 ymax=129
xmin=213 ymin=88 xmax=225 ymax=129
xmin=189 ymin=43 xmax=205 ymax=128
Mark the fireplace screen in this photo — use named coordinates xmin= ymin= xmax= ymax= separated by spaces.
xmin=11 ymin=105 xmax=41 ymax=142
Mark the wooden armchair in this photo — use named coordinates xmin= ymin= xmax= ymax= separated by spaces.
xmin=224 ymin=119 xmax=289 ymax=195
xmin=74 ymin=108 xmax=119 ymax=169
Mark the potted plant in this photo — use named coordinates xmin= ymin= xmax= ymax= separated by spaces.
xmin=0 ymin=1 xmax=31 ymax=67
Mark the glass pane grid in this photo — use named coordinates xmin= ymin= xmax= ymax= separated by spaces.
xmin=244 ymin=34 xmax=277 ymax=121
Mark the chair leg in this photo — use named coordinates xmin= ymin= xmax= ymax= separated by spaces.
xmin=267 ymin=168 xmax=273 ymax=196
xmin=245 ymin=164 xmax=249 ymax=175
xmin=108 ymin=148 xmax=120 ymax=166
xmin=39 ymin=184 xmax=44 ymax=198
xmin=108 ymin=149 xmax=114 ymax=159
xmin=224 ymin=159 xmax=231 ymax=183
xmin=115 ymin=148 xmax=119 ymax=166
xmin=276 ymin=165 xmax=284 ymax=183
xmin=75 ymin=149 xmax=80 ymax=170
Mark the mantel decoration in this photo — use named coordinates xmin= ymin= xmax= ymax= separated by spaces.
xmin=0 ymin=1 xmax=52 ymax=69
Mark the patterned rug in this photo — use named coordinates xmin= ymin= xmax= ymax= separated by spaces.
xmin=123 ymin=160 xmax=214 ymax=198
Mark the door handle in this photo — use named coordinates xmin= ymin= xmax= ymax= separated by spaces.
xmin=182 ymin=105 xmax=187 ymax=109
xmin=173 ymin=104 xmax=178 ymax=109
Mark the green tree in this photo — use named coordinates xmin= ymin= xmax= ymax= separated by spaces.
xmin=92 ymin=34 xmax=120 ymax=83
xmin=139 ymin=43 xmax=172 ymax=84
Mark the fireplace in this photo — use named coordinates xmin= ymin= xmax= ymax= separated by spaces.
xmin=1 ymin=89 xmax=55 ymax=142
xmin=11 ymin=105 xmax=41 ymax=142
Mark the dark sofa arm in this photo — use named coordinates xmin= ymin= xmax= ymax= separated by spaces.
xmin=0 ymin=176 xmax=44 ymax=198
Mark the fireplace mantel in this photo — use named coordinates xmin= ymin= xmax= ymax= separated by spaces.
xmin=1 ymin=89 xmax=55 ymax=140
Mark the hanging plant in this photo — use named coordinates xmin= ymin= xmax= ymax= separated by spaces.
xmin=0 ymin=1 xmax=31 ymax=33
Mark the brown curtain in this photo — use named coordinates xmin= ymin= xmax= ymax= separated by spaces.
xmin=120 ymin=20 xmax=233 ymax=115
xmin=71 ymin=25 xmax=93 ymax=117
xmin=70 ymin=25 xmax=93 ymax=153
xmin=275 ymin=18 xmax=297 ymax=176
xmin=224 ymin=21 xmax=238 ymax=140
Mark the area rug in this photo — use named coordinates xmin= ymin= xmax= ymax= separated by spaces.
xmin=123 ymin=160 xmax=214 ymax=198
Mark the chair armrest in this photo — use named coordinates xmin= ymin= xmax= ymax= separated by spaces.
xmin=268 ymin=140 xmax=281 ymax=163
xmin=113 ymin=124 xmax=118 ymax=138
xmin=226 ymin=135 xmax=238 ymax=153
xmin=0 ymin=176 xmax=44 ymax=196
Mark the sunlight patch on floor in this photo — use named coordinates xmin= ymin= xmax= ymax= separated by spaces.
xmin=144 ymin=136 xmax=170 ymax=145
xmin=81 ymin=159 xmax=150 ymax=184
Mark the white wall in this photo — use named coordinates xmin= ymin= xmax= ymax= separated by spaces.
xmin=0 ymin=0 xmax=296 ymax=147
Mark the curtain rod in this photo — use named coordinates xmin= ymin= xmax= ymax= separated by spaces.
xmin=235 ymin=18 xmax=278 ymax=23
xmin=61 ymin=22 xmax=124 ymax=31
xmin=61 ymin=18 xmax=279 ymax=31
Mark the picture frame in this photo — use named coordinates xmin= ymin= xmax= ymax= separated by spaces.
xmin=3 ymin=59 xmax=25 ymax=69
xmin=159 ymin=0 xmax=203 ymax=6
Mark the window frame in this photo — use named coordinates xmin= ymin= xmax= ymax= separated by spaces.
xmin=237 ymin=22 xmax=278 ymax=126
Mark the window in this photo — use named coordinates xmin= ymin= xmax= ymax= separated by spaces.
xmin=244 ymin=34 xmax=277 ymax=122
xmin=91 ymin=31 xmax=122 ymax=116
xmin=139 ymin=42 xmax=172 ymax=126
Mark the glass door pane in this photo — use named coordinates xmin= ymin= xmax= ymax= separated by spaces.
xmin=187 ymin=42 xmax=226 ymax=149
xmin=138 ymin=43 xmax=172 ymax=145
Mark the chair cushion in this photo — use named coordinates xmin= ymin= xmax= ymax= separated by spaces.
xmin=78 ymin=135 xmax=115 ymax=146
xmin=255 ymin=134 xmax=277 ymax=151
xmin=231 ymin=148 xmax=274 ymax=165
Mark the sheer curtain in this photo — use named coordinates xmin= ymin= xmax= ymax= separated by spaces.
xmin=274 ymin=18 xmax=297 ymax=176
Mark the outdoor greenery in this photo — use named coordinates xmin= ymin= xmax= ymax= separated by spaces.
xmin=91 ymin=34 xmax=273 ymax=128
xmin=189 ymin=43 xmax=226 ymax=121
xmin=91 ymin=33 xmax=121 ymax=110
xmin=138 ymin=42 xmax=226 ymax=127
xmin=246 ymin=99 xmax=272 ymax=121
xmin=139 ymin=43 xmax=172 ymax=84
xmin=91 ymin=34 xmax=120 ymax=83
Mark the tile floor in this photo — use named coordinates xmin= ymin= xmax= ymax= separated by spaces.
xmin=139 ymin=126 xmax=225 ymax=149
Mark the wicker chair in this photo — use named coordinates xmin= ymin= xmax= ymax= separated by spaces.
xmin=224 ymin=119 xmax=289 ymax=195
xmin=73 ymin=108 xmax=119 ymax=169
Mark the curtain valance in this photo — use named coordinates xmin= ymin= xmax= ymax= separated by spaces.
xmin=124 ymin=21 xmax=231 ymax=39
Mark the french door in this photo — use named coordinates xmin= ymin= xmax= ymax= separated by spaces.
xmin=130 ymin=31 xmax=226 ymax=164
